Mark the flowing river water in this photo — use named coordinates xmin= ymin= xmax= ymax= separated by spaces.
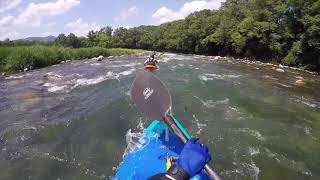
xmin=0 ymin=53 xmax=319 ymax=180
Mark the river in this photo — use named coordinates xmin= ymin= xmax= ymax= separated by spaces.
xmin=0 ymin=53 xmax=319 ymax=180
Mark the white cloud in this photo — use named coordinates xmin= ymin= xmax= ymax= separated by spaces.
xmin=0 ymin=0 xmax=22 ymax=13
xmin=65 ymin=18 xmax=100 ymax=36
xmin=15 ymin=0 xmax=80 ymax=27
xmin=152 ymin=0 xmax=225 ymax=24
xmin=41 ymin=32 xmax=53 ymax=36
xmin=0 ymin=0 xmax=80 ymax=40
xmin=114 ymin=6 xmax=138 ymax=22
xmin=0 ymin=15 xmax=14 ymax=27
xmin=47 ymin=22 xmax=57 ymax=27
xmin=0 ymin=32 xmax=21 ymax=40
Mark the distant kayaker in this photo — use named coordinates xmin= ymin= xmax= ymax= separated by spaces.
xmin=148 ymin=138 xmax=211 ymax=180
xmin=144 ymin=51 xmax=158 ymax=66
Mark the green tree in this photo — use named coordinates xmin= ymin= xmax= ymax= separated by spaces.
xmin=99 ymin=26 xmax=113 ymax=36
xmin=78 ymin=37 xmax=89 ymax=47
xmin=96 ymin=32 xmax=111 ymax=48
xmin=66 ymin=33 xmax=80 ymax=48
xmin=55 ymin=34 xmax=67 ymax=46
xmin=87 ymin=30 xmax=98 ymax=46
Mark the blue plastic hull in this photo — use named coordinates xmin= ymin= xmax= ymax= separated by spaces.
xmin=114 ymin=120 xmax=210 ymax=179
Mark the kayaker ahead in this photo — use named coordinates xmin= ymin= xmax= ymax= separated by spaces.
xmin=144 ymin=51 xmax=158 ymax=66
xmin=148 ymin=138 xmax=211 ymax=180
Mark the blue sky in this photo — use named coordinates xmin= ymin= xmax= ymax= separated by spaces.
xmin=0 ymin=0 xmax=225 ymax=40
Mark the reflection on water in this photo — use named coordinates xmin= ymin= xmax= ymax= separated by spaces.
xmin=0 ymin=53 xmax=319 ymax=179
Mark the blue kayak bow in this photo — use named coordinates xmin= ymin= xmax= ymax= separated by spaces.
xmin=130 ymin=71 xmax=221 ymax=180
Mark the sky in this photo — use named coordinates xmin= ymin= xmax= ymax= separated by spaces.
xmin=0 ymin=0 xmax=225 ymax=40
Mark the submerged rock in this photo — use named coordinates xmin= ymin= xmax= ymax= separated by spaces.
xmin=276 ymin=68 xmax=285 ymax=72
xmin=295 ymin=79 xmax=305 ymax=86
xmin=213 ymin=56 xmax=221 ymax=60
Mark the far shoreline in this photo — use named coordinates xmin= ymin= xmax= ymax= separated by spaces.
xmin=1 ymin=49 xmax=319 ymax=78
xmin=0 ymin=46 xmax=145 ymax=76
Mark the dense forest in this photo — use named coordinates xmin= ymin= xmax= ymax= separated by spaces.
xmin=1 ymin=0 xmax=319 ymax=71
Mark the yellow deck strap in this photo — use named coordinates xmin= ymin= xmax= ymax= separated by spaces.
xmin=166 ymin=157 xmax=177 ymax=170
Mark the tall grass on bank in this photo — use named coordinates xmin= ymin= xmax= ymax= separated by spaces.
xmin=0 ymin=46 xmax=144 ymax=73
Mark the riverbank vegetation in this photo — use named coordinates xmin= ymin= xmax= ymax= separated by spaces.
xmin=1 ymin=0 xmax=319 ymax=72
xmin=0 ymin=46 xmax=143 ymax=73
xmin=119 ymin=0 xmax=318 ymax=71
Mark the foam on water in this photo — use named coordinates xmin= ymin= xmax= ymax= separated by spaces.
xmin=71 ymin=73 xmax=83 ymax=77
xmin=10 ymin=147 xmax=104 ymax=179
xmin=192 ymin=114 xmax=207 ymax=135
xmin=248 ymin=161 xmax=260 ymax=180
xmin=123 ymin=129 xmax=145 ymax=156
xmin=198 ymin=73 xmax=240 ymax=81
xmin=194 ymin=96 xmax=230 ymax=108
xmin=304 ymin=126 xmax=311 ymax=135
xmin=294 ymin=96 xmax=319 ymax=108
xmin=198 ymin=75 xmax=213 ymax=81
xmin=22 ymin=126 xmax=37 ymax=131
xmin=161 ymin=53 xmax=175 ymax=62
xmin=248 ymin=147 xmax=260 ymax=156
xmin=46 ymin=72 xmax=63 ymax=79
xmin=109 ymin=62 xmax=140 ymax=68
xmin=264 ymin=148 xmax=313 ymax=176
xmin=303 ymin=126 xmax=317 ymax=140
xmin=73 ymin=71 xmax=114 ymax=88
xmin=90 ymin=63 xmax=101 ymax=66
xmin=118 ymin=68 xmax=135 ymax=76
xmin=5 ymin=75 xmax=24 ymax=80
xmin=194 ymin=96 xmax=244 ymax=121
xmin=205 ymin=73 xmax=241 ymax=79
xmin=74 ymin=76 xmax=109 ymax=87
xmin=122 ymin=118 xmax=149 ymax=157
xmin=161 ymin=53 xmax=193 ymax=62
xmin=43 ymin=82 xmax=54 ymax=87
xmin=263 ymin=75 xmax=278 ymax=80
xmin=125 ymin=90 xmax=130 ymax=97
xmin=44 ymin=82 xmax=68 ymax=92
xmin=277 ymin=82 xmax=292 ymax=88
xmin=236 ymin=128 xmax=265 ymax=141
xmin=42 ymin=68 xmax=136 ymax=93
xmin=204 ymin=98 xmax=229 ymax=108
xmin=48 ymin=85 xmax=68 ymax=92
xmin=222 ymin=161 xmax=260 ymax=180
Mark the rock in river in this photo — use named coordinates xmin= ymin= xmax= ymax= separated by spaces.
xmin=295 ymin=79 xmax=305 ymax=86
xmin=276 ymin=68 xmax=285 ymax=72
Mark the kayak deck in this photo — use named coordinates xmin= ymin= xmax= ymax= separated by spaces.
xmin=144 ymin=64 xmax=158 ymax=70
xmin=114 ymin=120 xmax=210 ymax=179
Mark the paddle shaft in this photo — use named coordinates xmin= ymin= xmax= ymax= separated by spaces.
xmin=164 ymin=115 xmax=221 ymax=180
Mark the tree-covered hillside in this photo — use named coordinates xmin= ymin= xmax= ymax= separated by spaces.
xmin=2 ymin=0 xmax=319 ymax=71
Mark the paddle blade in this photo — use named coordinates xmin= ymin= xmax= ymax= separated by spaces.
xmin=131 ymin=71 xmax=172 ymax=120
